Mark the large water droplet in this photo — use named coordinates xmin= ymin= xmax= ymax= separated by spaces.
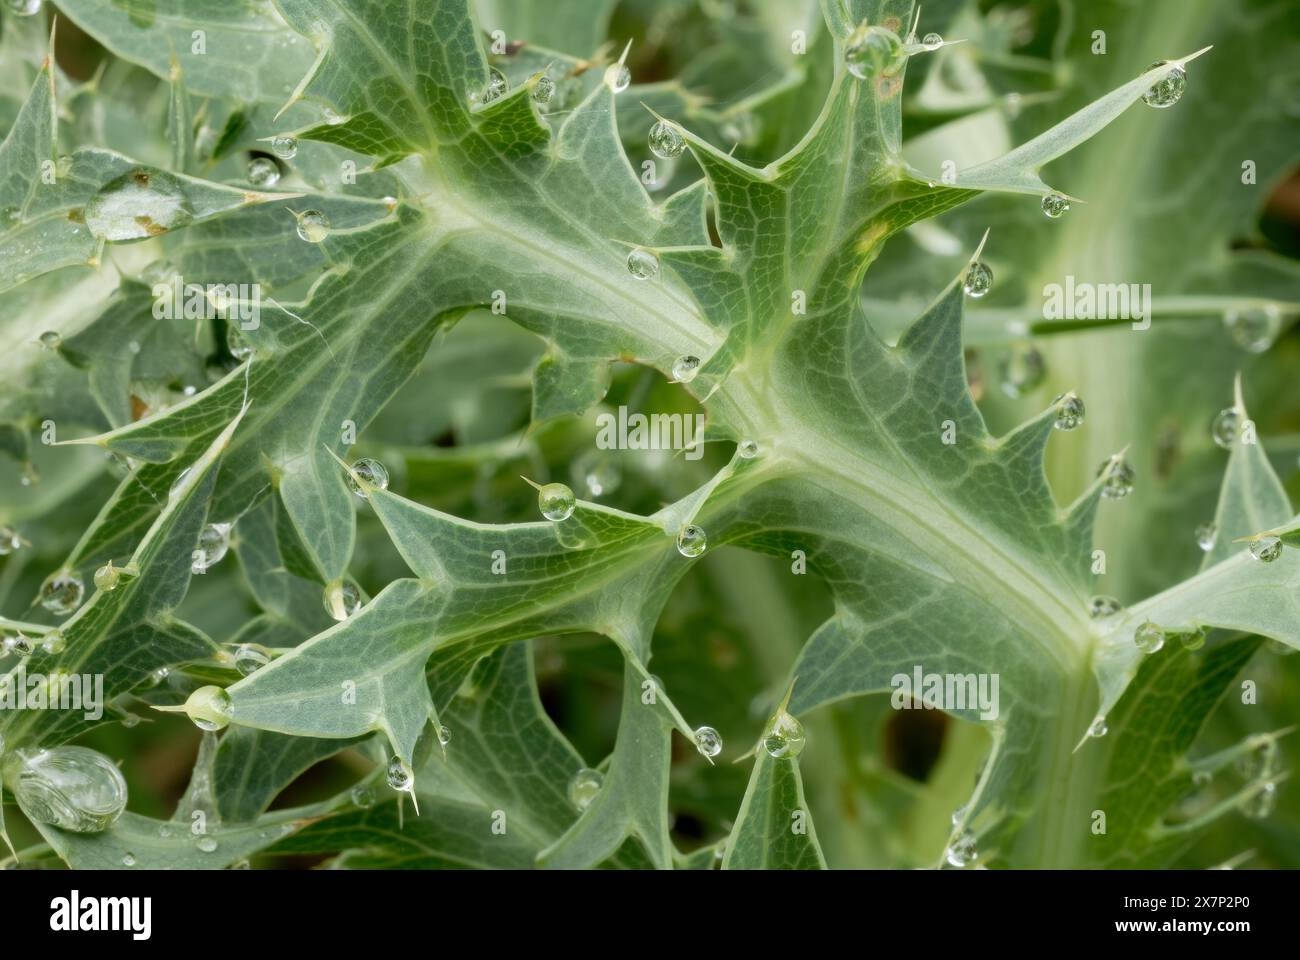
xmin=604 ymin=63 xmax=631 ymax=93
xmin=945 ymin=830 xmax=977 ymax=867
xmin=921 ymin=32 xmax=943 ymax=51
xmin=191 ymin=522 xmax=231 ymax=574
xmin=1178 ymin=625 xmax=1207 ymax=651
xmin=233 ymin=644 xmax=270 ymax=676
xmin=323 ymin=579 xmax=362 ymax=620
xmin=1051 ymin=392 xmax=1085 ymax=430
xmin=478 ymin=68 xmax=508 ymax=105
xmin=386 ymin=756 xmax=413 ymax=792
xmin=1194 ymin=522 xmax=1217 ymax=552
xmin=671 ymin=355 xmax=701 ymax=383
xmin=183 ymin=685 xmax=233 ymax=731
xmin=538 ymin=482 xmax=576 ymax=521
xmin=39 ymin=570 xmax=85 ymax=616
xmin=93 ymin=561 xmax=121 ymax=593
xmin=227 ymin=325 xmax=253 ymax=361
xmin=1134 ymin=621 xmax=1165 ymax=654
xmin=1249 ymin=535 xmax=1282 ymax=563
xmin=247 ymin=156 xmax=281 ymax=187
xmin=84 ymin=169 xmax=194 ymax=241
xmin=295 ymin=209 xmax=330 ymax=243
xmin=532 ymin=76 xmax=556 ymax=105
xmin=1096 ymin=456 xmax=1135 ymax=499
xmin=12 ymin=746 xmax=128 ymax=833
xmin=677 ymin=524 xmax=707 ymax=557
xmin=762 ymin=711 xmax=806 ymax=759
xmin=648 ymin=121 xmax=686 ymax=159
xmin=963 ymin=261 xmax=993 ymax=298
xmin=844 ymin=25 xmax=904 ymax=79
xmin=346 ymin=458 xmax=390 ymax=498
xmin=1040 ymin=193 xmax=1070 ymax=219
xmin=1141 ymin=61 xmax=1186 ymax=108
xmin=271 ymin=135 xmax=298 ymax=160
xmin=998 ymin=343 xmax=1045 ymax=398
xmin=1210 ymin=407 xmax=1241 ymax=449
xmin=196 ymin=836 xmax=218 ymax=853
xmin=1087 ymin=595 xmax=1121 ymax=619
xmin=41 ymin=631 xmax=65 ymax=655
xmin=1223 ymin=306 xmax=1281 ymax=353
xmin=568 ymin=767 xmax=603 ymax=810
xmin=693 ymin=725 xmax=723 ymax=758
xmin=626 ymin=248 xmax=659 ymax=280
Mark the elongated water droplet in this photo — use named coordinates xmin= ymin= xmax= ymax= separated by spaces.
xmin=323 ymin=579 xmax=363 ymax=620
xmin=538 ymin=482 xmax=576 ymax=521
xmin=999 ymin=343 xmax=1045 ymax=397
xmin=648 ymin=120 xmax=686 ymax=159
xmin=1195 ymin=522 xmax=1217 ymax=552
xmin=346 ymin=458 xmax=390 ymax=498
xmin=568 ymin=767 xmax=603 ymax=810
xmin=437 ymin=724 xmax=451 ymax=747
xmin=93 ymin=561 xmax=121 ymax=592
xmin=233 ymin=644 xmax=270 ymax=676
xmin=1040 ymin=193 xmax=1070 ymax=219
xmin=191 ymin=522 xmax=232 ymax=574
xmin=8 ymin=1 xmax=42 ymax=17
xmin=532 ymin=75 xmax=556 ymax=104
xmin=196 ymin=836 xmax=218 ymax=853
xmin=183 ymin=685 xmax=233 ymax=731
xmin=677 ymin=524 xmax=707 ymax=557
xmin=1051 ymin=392 xmax=1085 ymax=430
xmin=963 ymin=261 xmax=993 ymax=298
xmin=1223 ymin=305 xmax=1281 ymax=353
xmin=84 ymin=169 xmax=194 ymax=241
xmin=844 ymin=25 xmax=904 ymax=79
xmin=1087 ymin=595 xmax=1121 ymax=619
xmin=693 ymin=725 xmax=722 ymax=758
xmin=762 ymin=711 xmax=806 ymax=759
xmin=295 ymin=209 xmax=330 ymax=243
xmin=571 ymin=451 xmax=621 ymax=497
xmin=1249 ymin=535 xmax=1282 ymax=563
xmin=1088 ymin=716 xmax=1108 ymax=738
xmin=945 ymin=830 xmax=977 ymax=867
xmin=1210 ymin=407 xmax=1240 ymax=448
xmin=271 ymin=135 xmax=298 ymax=159
xmin=386 ymin=756 xmax=413 ymax=792
xmin=12 ymin=746 xmax=128 ymax=833
xmin=1141 ymin=61 xmax=1186 ymax=108
xmin=39 ymin=569 xmax=85 ymax=616
xmin=1241 ymin=781 xmax=1277 ymax=819
xmin=604 ymin=63 xmax=631 ymax=93
xmin=169 ymin=466 xmax=193 ymax=499
xmin=247 ymin=155 xmax=280 ymax=187
xmin=737 ymin=439 xmax=759 ymax=459
xmin=671 ymin=355 xmax=701 ymax=383
xmin=1134 ymin=621 xmax=1165 ymax=654
xmin=1096 ymin=456 xmax=1135 ymax=499
xmin=1178 ymin=625 xmax=1207 ymax=651
xmin=951 ymin=804 xmax=968 ymax=826
xmin=626 ymin=248 xmax=659 ymax=280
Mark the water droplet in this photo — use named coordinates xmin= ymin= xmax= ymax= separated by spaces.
xmin=571 ymin=451 xmax=621 ymax=497
xmin=626 ymin=247 xmax=659 ymax=280
xmin=1210 ymin=407 xmax=1240 ymax=449
xmin=762 ymin=711 xmax=806 ymax=759
xmin=677 ymin=524 xmax=707 ymax=557
xmin=38 ymin=330 xmax=61 ymax=350
xmin=478 ymin=68 xmax=508 ymax=105
xmin=963 ymin=261 xmax=993 ymax=298
xmin=945 ymin=830 xmax=977 ymax=867
xmin=350 ymin=783 xmax=375 ymax=807
xmin=1087 ymin=595 xmax=1121 ymax=619
xmin=149 ymin=666 xmax=171 ymax=687
xmin=1236 ymin=739 xmax=1278 ymax=780
xmin=844 ymin=25 xmax=904 ymax=79
xmin=693 ymin=725 xmax=723 ymax=758
xmin=1088 ymin=716 xmax=1108 ymax=738
xmin=233 ymin=644 xmax=270 ymax=676
xmin=41 ymin=631 xmax=65 ymax=655
xmin=84 ymin=168 xmax=194 ymax=241
xmin=247 ymin=155 xmax=280 ymax=187
xmin=950 ymin=804 xmax=968 ymax=826
xmin=322 ymin=106 xmax=347 ymax=125
xmin=1040 ymin=193 xmax=1070 ymax=219
xmin=12 ymin=746 xmax=128 ymax=833
xmin=196 ymin=836 xmax=218 ymax=853
xmin=604 ymin=63 xmax=631 ymax=93
xmin=295 ymin=209 xmax=330 ymax=243
xmin=271 ymin=135 xmax=298 ymax=159
xmin=1249 ymin=535 xmax=1282 ymax=563
xmin=1 ymin=204 xmax=19 ymax=226
xmin=0 ymin=525 xmax=23 ymax=555
xmin=648 ymin=120 xmax=686 ymax=160
xmin=121 ymin=853 xmax=136 ymax=867
xmin=323 ymin=579 xmax=362 ymax=620
xmin=346 ymin=458 xmax=390 ymax=498
xmin=386 ymin=756 xmax=413 ymax=792
xmin=568 ymin=767 xmax=603 ymax=810
xmin=230 ymin=858 xmax=251 ymax=869
xmin=1179 ymin=625 xmax=1207 ymax=651
xmin=1241 ymin=781 xmax=1277 ymax=819
xmin=1195 ymin=522 xmax=1217 ymax=552
xmin=1096 ymin=456 xmax=1135 ymax=499
xmin=169 ymin=466 xmax=193 ymax=500
xmin=5 ymin=632 xmax=33 ymax=656
xmin=39 ymin=570 xmax=85 ymax=616
xmin=1223 ymin=305 xmax=1281 ymax=353
xmin=183 ymin=685 xmax=233 ymax=731
xmin=191 ymin=522 xmax=232 ymax=574
xmin=671 ymin=355 xmax=701 ymax=383
xmin=1141 ymin=60 xmax=1186 ymax=109
xmin=998 ymin=343 xmax=1045 ymax=398
xmin=921 ymin=32 xmax=943 ymax=51
xmin=1051 ymin=392 xmax=1085 ymax=430
xmin=737 ymin=439 xmax=759 ymax=459
xmin=93 ymin=561 xmax=121 ymax=593
xmin=538 ymin=481 xmax=579 ymax=520
xmin=530 ymin=75 xmax=556 ymax=105
xmin=1134 ymin=621 xmax=1165 ymax=654
xmin=7 ymin=1 xmax=42 ymax=18
xmin=226 ymin=325 xmax=254 ymax=362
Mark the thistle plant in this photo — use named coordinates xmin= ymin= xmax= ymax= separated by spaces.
xmin=0 ymin=0 xmax=1296 ymax=871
